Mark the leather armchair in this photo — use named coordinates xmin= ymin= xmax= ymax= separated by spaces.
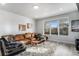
xmin=75 ymin=39 xmax=79 ymax=51
xmin=0 ymin=37 xmax=26 ymax=56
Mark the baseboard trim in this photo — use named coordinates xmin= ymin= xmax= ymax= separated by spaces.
xmin=48 ymin=40 xmax=75 ymax=45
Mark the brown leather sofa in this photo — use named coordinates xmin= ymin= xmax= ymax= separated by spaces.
xmin=15 ymin=33 xmax=32 ymax=44
xmin=14 ymin=33 xmax=47 ymax=45
xmin=1 ymin=33 xmax=48 ymax=45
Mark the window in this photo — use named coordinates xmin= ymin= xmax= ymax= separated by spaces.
xmin=59 ymin=20 xmax=69 ymax=35
xmin=44 ymin=22 xmax=50 ymax=34
xmin=44 ymin=18 xmax=69 ymax=35
xmin=50 ymin=20 xmax=59 ymax=35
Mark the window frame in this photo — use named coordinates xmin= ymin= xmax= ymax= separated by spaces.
xmin=43 ymin=17 xmax=69 ymax=36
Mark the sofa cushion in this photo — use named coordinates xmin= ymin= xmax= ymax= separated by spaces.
xmin=21 ymin=39 xmax=31 ymax=44
xmin=15 ymin=34 xmax=25 ymax=41
xmin=31 ymin=38 xmax=36 ymax=41
xmin=24 ymin=33 xmax=32 ymax=39
xmin=31 ymin=33 xmax=36 ymax=38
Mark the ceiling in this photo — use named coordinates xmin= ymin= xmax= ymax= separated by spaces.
xmin=0 ymin=3 xmax=78 ymax=19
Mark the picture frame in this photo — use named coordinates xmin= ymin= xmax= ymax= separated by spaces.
xmin=71 ymin=20 xmax=79 ymax=32
xmin=27 ymin=23 xmax=32 ymax=29
xmin=19 ymin=24 xmax=26 ymax=31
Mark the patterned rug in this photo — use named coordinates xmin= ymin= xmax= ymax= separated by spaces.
xmin=16 ymin=41 xmax=79 ymax=56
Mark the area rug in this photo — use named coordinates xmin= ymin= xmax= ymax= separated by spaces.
xmin=26 ymin=46 xmax=49 ymax=53
xmin=17 ymin=41 xmax=57 ymax=56
xmin=16 ymin=41 xmax=78 ymax=56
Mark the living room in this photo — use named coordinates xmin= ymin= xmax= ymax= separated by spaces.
xmin=0 ymin=2 xmax=79 ymax=56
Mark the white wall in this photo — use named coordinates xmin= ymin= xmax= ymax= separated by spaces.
xmin=36 ymin=11 xmax=79 ymax=44
xmin=0 ymin=10 xmax=35 ymax=36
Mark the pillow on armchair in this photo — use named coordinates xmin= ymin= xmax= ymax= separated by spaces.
xmin=1 ymin=35 xmax=15 ymax=42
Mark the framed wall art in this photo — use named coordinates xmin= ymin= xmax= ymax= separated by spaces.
xmin=27 ymin=23 xmax=32 ymax=29
xmin=71 ymin=20 xmax=79 ymax=32
xmin=19 ymin=24 xmax=26 ymax=31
